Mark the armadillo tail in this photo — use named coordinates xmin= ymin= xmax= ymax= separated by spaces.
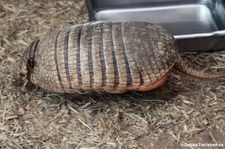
xmin=174 ymin=59 xmax=224 ymax=80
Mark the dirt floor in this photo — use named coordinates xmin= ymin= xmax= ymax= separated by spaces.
xmin=0 ymin=0 xmax=225 ymax=148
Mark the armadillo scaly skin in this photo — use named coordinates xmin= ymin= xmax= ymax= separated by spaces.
xmin=12 ymin=21 xmax=224 ymax=94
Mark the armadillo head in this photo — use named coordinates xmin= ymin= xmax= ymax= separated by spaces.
xmin=12 ymin=37 xmax=40 ymax=86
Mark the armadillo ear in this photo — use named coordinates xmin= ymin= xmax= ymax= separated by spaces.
xmin=27 ymin=58 xmax=35 ymax=70
xmin=28 ymin=36 xmax=40 ymax=59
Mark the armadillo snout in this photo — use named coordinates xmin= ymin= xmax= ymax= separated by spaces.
xmin=12 ymin=70 xmax=26 ymax=86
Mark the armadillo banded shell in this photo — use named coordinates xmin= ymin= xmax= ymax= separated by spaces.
xmin=30 ymin=22 xmax=177 ymax=93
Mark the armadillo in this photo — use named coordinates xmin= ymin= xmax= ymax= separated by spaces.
xmin=12 ymin=21 xmax=224 ymax=93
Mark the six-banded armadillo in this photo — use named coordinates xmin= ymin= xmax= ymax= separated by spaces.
xmin=12 ymin=21 xmax=224 ymax=94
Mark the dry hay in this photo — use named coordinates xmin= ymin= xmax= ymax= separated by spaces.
xmin=0 ymin=0 xmax=225 ymax=148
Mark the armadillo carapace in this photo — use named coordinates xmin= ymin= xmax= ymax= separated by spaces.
xmin=12 ymin=21 xmax=224 ymax=93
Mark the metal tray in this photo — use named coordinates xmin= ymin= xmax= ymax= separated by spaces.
xmin=86 ymin=0 xmax=225 ymax=52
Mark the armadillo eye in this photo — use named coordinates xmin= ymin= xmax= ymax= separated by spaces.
xmin=20 ymin=73 xmax=26 ymax=79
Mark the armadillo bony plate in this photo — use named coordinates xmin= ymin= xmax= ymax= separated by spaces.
xmin=86 ymin=0 xmax=225 ymax=52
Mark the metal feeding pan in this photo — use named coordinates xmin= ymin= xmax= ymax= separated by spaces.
xmin=86 ymin=0 xmax=225 ymax=52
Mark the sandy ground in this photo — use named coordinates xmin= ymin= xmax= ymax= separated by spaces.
xmin=0 ymin=0 xmax=225 ymax=148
